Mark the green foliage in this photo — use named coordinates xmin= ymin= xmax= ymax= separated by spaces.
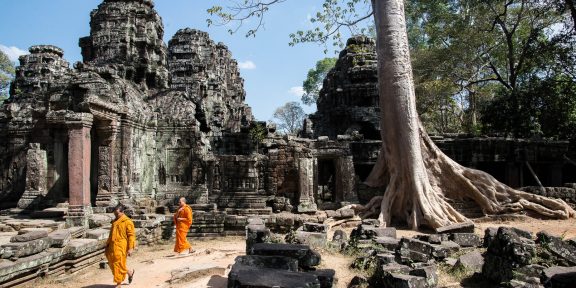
xmin=207 ymin=0 xmax=374 ymax=53
xmin=249 ymin=122 xmax=267 ymax=145
xmin=481 ymin=74 xmax=576 ymax=139
xmin=302 ymin=57 xmax=337 ymax=105
xmin=272 ymin=101 xmax=306 ymax=135
xmin=407 ymin=0 xmax=573 ymax=135
xmin=0 ymin=50 xmax=15 ymax=104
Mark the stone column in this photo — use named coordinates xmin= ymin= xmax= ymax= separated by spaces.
xmin=66 ymin=114 xmax=93 ymax=227
xmin=336 ymin=156 xmax=357 ymax=204
xmin=118 ymin=119 xmax=133 ymax=200
xmin=95 ymin=122 xmax=119 ymax=208
xmin=17 ymin=143 xmax=48 ymax=209
xmin=298 ymin=157 xmax=317 ymax=213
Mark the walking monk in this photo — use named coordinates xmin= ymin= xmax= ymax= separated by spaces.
xmin=105 ymin=204 xmax=136 ymax=287
xmin=174 ymin=197 xmax=194 ymax=255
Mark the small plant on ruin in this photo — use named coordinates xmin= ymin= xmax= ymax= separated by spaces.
xmin=249 ymin=122 xmax=266 ymax=152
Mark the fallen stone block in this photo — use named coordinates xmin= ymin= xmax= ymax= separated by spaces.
xmin=382 ymin=273 xmax=428 ymax=288
xmin=64 ymin=239 xmax=106 ymax=259
xmin=234 ymin=255 xmax=298 ymax=272
xmin=0 ymin=249 xmax=64 ymax=283
xmin=303 ymin=222 xmax=328 ymax=233
xmin=17 ymin=228 xmax=53 ymax=235
xmin=374 ymin=236 xmax=400 ymax=251
xmin=450 ymin=233 xmax=482 ymax=247
xmin=435 ymin=222 xmax=475 ymax=234
xmin=10 ymin=231 xmax=48 ymax=243
xmin=439 ymin=241 xmax=460 ymax=255
xmin=337 ymin=208 xmax=355 ymax=219
xmin=30 ymin=208 xmax=67 ymax=219
xmin=483 ymin=227 xmax=498 ymax=248
xmin=307 ymin=269 xmax=336 ymax=288
xmin=251 ymin=243 xmax=321 ymax=269
xmin=351 ymin=225 xmax=396 ymax=240
xmin=455 ymin=250 xmax=484 ymax=272
xmin=410 ymin=265 xmax=438 ymax=288
xmin=541 ymin=266 xmax=576 ymax=288
xmin=376 ymin=253 xmax=397 ymax=265
xmin=296 ymin=231 xmax=327 ymax=248
xmin=415 ymin=234 xmax=442 ymax=244
xmin=349 ymin=276 xmax=369 ymax=288
xmin=228 ymin=264 xmax=321 ymax=288
xmin=1 ymin=237 xmax=51 ymax=259
xmin=169 ymin=263 xmax=225 ymax=284
xmin=85 ymin=228 xmax=110 ymax=241
xmin=537 ymin=231 xmax=576 ymax=265
xmin=331 ymin=229 xmax=347 ymax=244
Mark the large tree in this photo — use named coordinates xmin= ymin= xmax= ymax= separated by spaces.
xmin=302 ymin=57 xmax=337 ymax=106
xmin=272 ymin=101 xmax=306 ymax=135
xmin=209 ymin=0 xmax=575 ymax=229
xmin=0 ymin=50 xmax=15 ymax=104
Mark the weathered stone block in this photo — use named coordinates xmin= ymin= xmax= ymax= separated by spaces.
xmin=251 ymin=243 xmax=321 ymax=269
xmin=381 ymin=273 xmax=428 ymax=288
xmin=455 ymin=250 xmax=484 ymax=272
xmin=1 ymin=237 xmax=51 ymax=259
xmin=303 ymin=222 xmax=327 ymax=233
xmin=374 ymin=236 xmax=400 ymax=251
xmin=296 ymin=231 xmax=327 ymax=247
xmin=536 ymin=231 xmax=576 ymax=265
xmin=10 ymin=231 xmax=48 ymax=243
xmin=450 ymin=233 xmax=482 ymax=247
xmin=64 ymin=239 xmax=106 ymax=259
xmin=86 ymin=228 xmax=110 ymax=241
xmin=541 ymin=266 xmax=576 ymax=288
xmin=307 ymin=269 xmax=336 ymax=288
xmin=227 ymin=264 xmax=321 ymax=288
xmin=409 ymin=265 xmax=438 ymax=288
xmin=376 ymin=253 xmax=397 ymax=265
xmin=234 ymin=255 xmax=298 ymax=272
xmin=415 ymin=234 xmax=442 ymax=244
xmin=351 ymin=225 xmax=396 ymax=240
xmin=435 ymin=222 xmax=475 ymax=234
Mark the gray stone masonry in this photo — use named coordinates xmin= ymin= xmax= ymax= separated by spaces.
xmin=234 ymin=255 xmax=298 ymax=272
xmin=449 ymin=233 xmax=482 ymax=247
xmin=10 ymin=231 xmax=48 ymax=243
xmin=455 ymin=250 xmax=484 ymax=272
xmin=250 ymin=243 xmax=321 ymax=269
xmin=1 ymin=237 xmax=51 ymax=260
xmin=227 ymin=264 xmax=321 ymax=288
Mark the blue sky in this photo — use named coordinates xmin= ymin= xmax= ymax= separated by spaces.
xmin=0 ymin=0 xmax=355 ymax=122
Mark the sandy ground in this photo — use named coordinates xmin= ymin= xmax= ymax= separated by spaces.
xmin=33 ymin=217 xmax=576 ymax=288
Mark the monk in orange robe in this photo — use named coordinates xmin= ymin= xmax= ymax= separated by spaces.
xmin=105 ymin=204 xmax=136 ymax=287
xmin=174 ymin=197 xmax=194 ymax=254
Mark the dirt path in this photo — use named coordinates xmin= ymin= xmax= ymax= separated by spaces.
xmin=34 ymin=218 xmax=576 ymax=288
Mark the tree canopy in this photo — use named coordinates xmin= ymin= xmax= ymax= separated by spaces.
xmin=0 ymin=50 xmax=15 ymax=104
xmin=301 ymin=57 xmax=337 ymax=105
xmin=272 ymin=101 xmax=306 ymax=135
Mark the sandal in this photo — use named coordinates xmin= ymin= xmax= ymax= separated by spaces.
xmin=128 ymin=269 xmax=135 ymax=284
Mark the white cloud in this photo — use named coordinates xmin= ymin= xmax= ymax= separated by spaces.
xmin=0 ymin=44 xmax=28 ymax=63
xmin=238 ymin=60 xmax=256 ymax=70
xmin=289 ymin=86 xmax=304 ymax=97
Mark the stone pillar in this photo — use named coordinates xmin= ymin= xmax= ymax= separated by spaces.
xmin=118 ymin=119 xmax=133 ymax=200
xmin=298 ymin=157 xmax=317 ymax=213
xmin=66 ymin=114 xmax=93 ymax=227
xmin=95 ymin=122 xmax=119 ymax=208
xmin=336 ymin=156 xmax=357 ymax=204
xmin=17 ymin=143 xmax=48 ymax=209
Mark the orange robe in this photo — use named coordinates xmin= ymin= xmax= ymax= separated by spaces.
xmin=173 ymin=205 xmax=193 ymax=253
xmin=105 ymin=214 xmax=136 ymax=284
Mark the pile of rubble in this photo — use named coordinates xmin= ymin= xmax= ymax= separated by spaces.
xmin=229 ymin=218 xmax=335 ymax=287
xmin=345 ymin=221 xmax=576 ymax=288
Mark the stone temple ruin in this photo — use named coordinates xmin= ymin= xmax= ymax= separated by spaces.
xmin=0 ymin=0 xmax=575 ymax=286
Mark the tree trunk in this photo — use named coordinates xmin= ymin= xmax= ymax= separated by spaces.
xmin=365 ymin=0 xmax=575 ymax=229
